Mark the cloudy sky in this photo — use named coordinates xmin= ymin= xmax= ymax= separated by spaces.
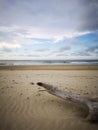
xmin=0 ymin=0 xmax=98 ymax=60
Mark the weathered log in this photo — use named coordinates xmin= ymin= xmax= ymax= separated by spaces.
xmin=37 ymin=82 xmax=98 ymax=122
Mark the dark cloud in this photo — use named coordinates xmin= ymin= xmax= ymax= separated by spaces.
xmin=86 ymin=45 xmax=98 ymax=52
xmin=58 ymin=46 xmax=71 ymax=52
xmin=71 ymin=51 xmax=91 ymax=56
xmin=71 ymin=45 xmax=98 ymax=57
xmin=78 ymin=0 xmax=98 ymax=31
xmin=1 ymin=0 xmax=97 ymax=34
xmin=50 ymin=45 xmax=71 ymax=57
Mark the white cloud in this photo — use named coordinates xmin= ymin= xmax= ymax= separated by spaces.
xmin=0 ymin=25 xmax=91 ymax=46
xmin=0 ymin=42 xmax=21 ymax=51
xmin=0 ymin=26 xmax=20 ymax=32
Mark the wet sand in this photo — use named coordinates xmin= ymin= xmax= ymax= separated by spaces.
xmin=0 ymin=65 xmax=98 ymax=70
xmin=0 ymin=65 xmax=98 ymax=130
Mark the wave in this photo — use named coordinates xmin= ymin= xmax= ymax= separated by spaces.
xmin=0 ymin=60 xmax=98 ymax=66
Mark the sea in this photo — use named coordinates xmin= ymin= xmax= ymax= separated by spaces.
xmin=0 ymin=60 xmax=98 ymax=66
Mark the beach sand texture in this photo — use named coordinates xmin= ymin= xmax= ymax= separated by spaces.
xmin=0 ymin=67 xmax=98 ymax=130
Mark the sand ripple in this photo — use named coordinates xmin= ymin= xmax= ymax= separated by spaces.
xmin=0 ymin=70 xmax=98 ymax=130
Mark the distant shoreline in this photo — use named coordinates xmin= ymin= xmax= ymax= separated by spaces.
xmin=0 ymin=65 xmax=98 ymax=70
xmin=0 ymin=59 xmax=98 ymax=66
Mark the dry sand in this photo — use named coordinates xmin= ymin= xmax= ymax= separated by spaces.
xmin=0 ymin=65 xmax=98 ymax=130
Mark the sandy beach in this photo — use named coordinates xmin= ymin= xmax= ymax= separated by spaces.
xmin=0 ymin=65 xmax=98 ymax=130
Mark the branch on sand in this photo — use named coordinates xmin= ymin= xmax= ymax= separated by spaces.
xmin=37 ymin=82 xmax=98 ymax=123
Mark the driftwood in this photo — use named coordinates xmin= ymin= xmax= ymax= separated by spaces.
xmin=37 ymin=82 xmax=98 ymax=122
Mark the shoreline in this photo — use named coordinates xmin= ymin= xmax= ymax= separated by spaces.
xmin=0 ymin=65 xmax=98 ymax=70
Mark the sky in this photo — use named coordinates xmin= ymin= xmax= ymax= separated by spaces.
xmin=0 ymin=0 xmax=98 ymax=60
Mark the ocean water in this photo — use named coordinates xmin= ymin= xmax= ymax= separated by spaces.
xmin=0 ymin=60 xmax=98 ymax=66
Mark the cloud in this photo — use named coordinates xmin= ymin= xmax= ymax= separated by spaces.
xmin=50 ymin=44 xmax=71 ymax=55
xmin=78 ymin=0 xmax=98 ymax=31
xmin=0 ymin=0 xmax=98 ymax=60
xmin=35 ymin=48 xmax=50 ymax=52
xmin=59 ymin=45 xmax=71 ymax=52
xmin=71 ymin=51 xmax=91 ymax=56
xmin=0 ymin=42 xmax=21 ymax=52
xmin=86 ymin=45 xmax=98 ymax=53
xmin=70 ymin=45 xmax=98 ymax=57
xmin=0 ymin=26 xmax=52 ymax=53
xmin=0 ymin=0 xmax=98 ymax=42
xmin=22 ymin=54 xmax=41 ymax=57
xmin=69 ymin=39 xmax=81 ymax=45
xmin=56 ymin=53 xmax=69 ymax=57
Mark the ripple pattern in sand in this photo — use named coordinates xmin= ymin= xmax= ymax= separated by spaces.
xmin=0 ymin=70 xmax=98 ymax=130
